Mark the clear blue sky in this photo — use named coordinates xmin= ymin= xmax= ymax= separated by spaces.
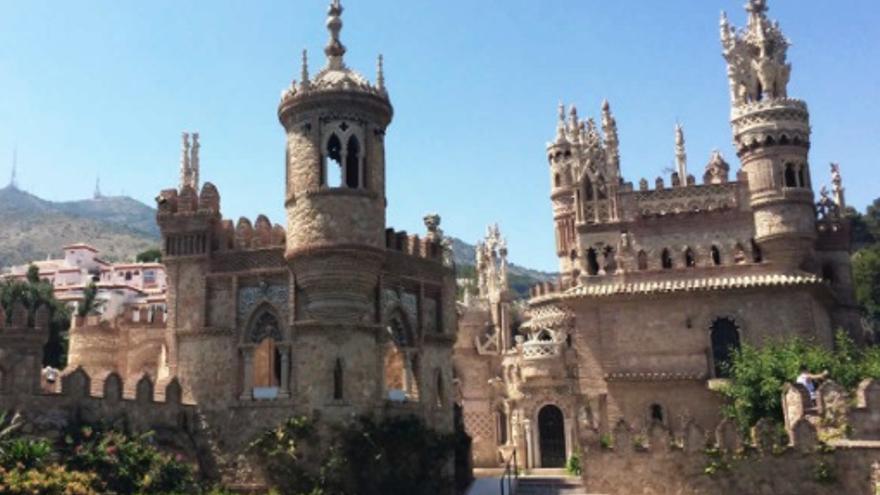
xmin=1 ymin=1 xmax=877 ymax=272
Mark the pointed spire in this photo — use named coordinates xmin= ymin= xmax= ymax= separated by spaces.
xmin=830 ymin=163 xmax=845 ymax=209
xmin=9 ymin=147 xmax=18 ymax=189
xmin=601 ymin=100 xmax=620 ymax=176
xmin=324 ymin=0 xmax=347 ymax=70
xmin=554 ymin=102 xmax=568 ymax=144
xmin=190 ymin=132 xmax=200 ymax=190
xmin=179 ymin=132 xmax=191 ymax=189
xmin=675 ymin=123 xmax=688 ymax=181
xmin=376 ymin=54 xmax=385 ymax=92
xmin=568 ymin=105 xmax=579 ymax=134
xmin=300 ymin=49 xmax=310 ymax=89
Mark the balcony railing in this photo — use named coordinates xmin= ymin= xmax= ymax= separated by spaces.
xmin=521 ymin=341 xmax=562 ymax=360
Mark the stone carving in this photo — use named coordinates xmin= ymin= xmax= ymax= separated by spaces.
xmin=237 ymin=284 xmax=289 ymax=328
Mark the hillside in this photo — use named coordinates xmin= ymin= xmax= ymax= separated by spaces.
xmin=0 ymin=186 xmax=554 ymax=297
xmin=0 ymin=186 xmax=160 ymax=268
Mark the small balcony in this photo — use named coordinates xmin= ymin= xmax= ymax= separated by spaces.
xmin=521 ymin=341 xmax=563 ymax=360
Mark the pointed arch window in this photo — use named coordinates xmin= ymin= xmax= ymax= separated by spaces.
xmin=345 ymin=135 xmax=361 ymax=188
xmin=710 ymin=318 xmax=741 ymax=378
xmin=661 ymin=249 xmax=673 ymax=269
xmin=750 ymin=239 xmax=763 ymax=263
xmin=784 ymin=163 xmax=797 ymax=188
xmin=325 ymin=133 xmax=344 ymax=188
xmin=711 ymin=246 xmax=722 ymax=266
xmin=584 ymin=177 xmax=594 ymax=201
xmin=684 ymin=248 xmax=696 ymax=268
xmin=333 ymin=358 xmax=344 ymax=400
xmin=637 ymin=250 xmax=648 ymax=270
xmin=586 ymin=248 xmax=599 ymax=276
xmin=797 ymin=165 xmax=806 ymax=188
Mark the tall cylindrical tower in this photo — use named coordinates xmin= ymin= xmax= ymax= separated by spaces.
xmin=279 ymin=0 xmax=393 ymax=322
xmin=722 ymin=0 xmax=816 ymax=270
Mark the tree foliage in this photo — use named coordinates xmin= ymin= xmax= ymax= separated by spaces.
xmin=250 ymin=414 xmax=460 ymax=495
xmin=0 ymin=265 xmax=70 ymax=367
xmin=853 ymin=245 xmax=880 ymax=323
xmin=135 ymin=248 xmax=162 ymax=263
xmin=719 ymin=331 xmax=880 ymax=431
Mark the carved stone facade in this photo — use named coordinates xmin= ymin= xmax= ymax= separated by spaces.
xmin=456 ymin=0 xmax=863 ymax=472
xmin=1 ymin=2 xmax=456 ymax=489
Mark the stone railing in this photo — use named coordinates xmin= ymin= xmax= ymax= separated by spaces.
xmin=521 ymin=340 xmax=563 ymax=360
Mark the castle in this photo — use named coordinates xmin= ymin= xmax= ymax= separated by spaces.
xmin=2 ymin=1 xmax=456 ymax=486
xmin=456 ymin=0 xmax=862 ymax=471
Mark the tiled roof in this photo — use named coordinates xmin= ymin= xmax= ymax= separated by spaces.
xmin=605 ymin=372 xmax=706 ymax=382
xmin=538 ymin=272 xmax=823 ymax=302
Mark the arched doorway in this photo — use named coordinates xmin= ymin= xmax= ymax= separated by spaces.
xmin=538 ymin=405 xmax=566 ymax=468
xmin=710 ymin=317 xmax=741 ymax=378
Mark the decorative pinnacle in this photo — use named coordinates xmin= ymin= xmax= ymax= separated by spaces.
xmin=674 ymin=123 xmax=687 ymax=180
xmin=377 ymin=54 xmax=385 ymax=91
xmin=300 ymin=49 xmax=310 ymax=87
xmin=324 ymin=0 xmax=346 ymax=69
xmin=746 ymin=0 xmax=768 ymax=15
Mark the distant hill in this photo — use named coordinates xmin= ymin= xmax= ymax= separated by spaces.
xmin=449 ymin=237 xmax=556 ymax=299
xmin=0 ymin=186 xmax=555 ymax=297
xmin=0 ymin=186 xmax=160 ymax=268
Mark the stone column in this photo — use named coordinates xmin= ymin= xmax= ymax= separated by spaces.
xmin=279 ymin=345 xmax=291 ymax=399
xmin=523 ymin=419 xmax=534 ymax=469
xmin=240 ymin=346 xmax=254 ymax=401
xmin=565 ymin=416 xmax=574 ymax=461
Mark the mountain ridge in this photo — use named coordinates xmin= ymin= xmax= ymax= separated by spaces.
xmin=0 ymin=186 xmax=555 ymax=297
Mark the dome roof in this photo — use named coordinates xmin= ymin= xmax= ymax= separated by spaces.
xmin=280 ymin=1 xmax=387 ymax=103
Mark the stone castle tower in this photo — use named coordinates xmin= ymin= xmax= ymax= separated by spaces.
xmin=154 ymin=0 xmax=457 ymax=441
xmin=722 ymin=0 xmax=815 ymax=271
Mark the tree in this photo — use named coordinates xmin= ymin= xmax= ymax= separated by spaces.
xmin=77 ymin=282 xmax=101 ymax=317
xmin=0 ymin=267 xmax=71 ymax=368
xmin=845 ymin=207 xmax=876 ymax=250
xmin=854 ymin=244 xmax=880 ymax=323
xmin=135 ymin=248 xmax=162 ymax=263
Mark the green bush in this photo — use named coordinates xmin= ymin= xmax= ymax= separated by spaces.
xmin=250 ymin=414 xmax=457 ymax=495
xmin=720 ymin=330 xmax=880 ymax=431
xmin=565 ymin=451 xmax=582 ymax=476
xmin=0 ymin=439 xmax=52 ymax=470
xmin=0 ymin=464 xmax=98 ymax=495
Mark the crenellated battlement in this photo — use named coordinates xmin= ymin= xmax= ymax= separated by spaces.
xmin=384 ymin=228 xmax=444 ymax=262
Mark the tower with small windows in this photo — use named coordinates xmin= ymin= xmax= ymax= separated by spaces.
xmin=721 ymin=0 xmax=816 ymax=270
xmin=279 ymin=0 xmax=392 ymax=324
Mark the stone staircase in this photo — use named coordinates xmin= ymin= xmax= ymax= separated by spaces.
xmin=515 ymin=470 xmax=590 ymax=495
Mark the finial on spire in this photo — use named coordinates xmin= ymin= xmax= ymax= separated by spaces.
xmin=300 ymin=49 xmax=310 ymax=88
xmin=324 ymin=0 xmax=347 ymax=69
xmin=830 ymin=162 xmax=845 ymax=209
xmin=675 ymin=123 xmax=688 ymax=182
xmin=191 ymin=132 xmax=200 ymax=190
xmin=179 ymin=132 xmax=191 ymax=190
xmin=376 ymin=54 xmax=385 ymax=91
xmin=746 ymin=0 xmax=768 ymax=15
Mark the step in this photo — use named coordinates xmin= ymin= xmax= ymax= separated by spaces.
xmin=517 ymin=475 xmax=588 ymax=495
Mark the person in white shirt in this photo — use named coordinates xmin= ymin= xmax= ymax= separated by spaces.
xmin=796 ymin=365 xmax=828 ymax=404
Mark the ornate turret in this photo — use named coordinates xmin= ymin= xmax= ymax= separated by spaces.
xmin=721 ymin=0 xmax=815 ymax=270
xmin=279 ymin=0 xmax=393 ymax=321
xmin=674 ymin=124 xmax=688 ymax=183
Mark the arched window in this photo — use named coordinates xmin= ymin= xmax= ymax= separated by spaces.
xmin=537 ymin=330 xmax=553 ymax=342
xmin=597 ymin=176 xmax=608 ymax=199
xmin=750 ymin=239 xmax=763 ymax=263
xmin=497 ymin=409 xmax=508 ymax=446
xmin=784 ymin=163 xmax=797 ymax=188
xmin=637 ymin=250 xmax=648 ymax=270
xmin=384 ymin=314 xmax=419 ymax=401
xmin=711 ymin=246 xmax=722 ymax=266
xmin=733 ymin=243 xmax=747 ymax=264
xmin=797 ymin=165 xmax=806 ymax=188
xmin=435 ymin=370 xmax=445 ymax=408
xmin=554 ymin=173 xmax=561 ymax=188
xmin=333 ymin=358 xmax=344 ymax=400
xmin=661 ymin=249 xmax=673 ymax=269
xmin=603 ymin=247 xmax=617 ymax=273
xmin=584 ymin=177 xmax=594 ymax=201
xmin=249 ymin=312 xmax=283 ymax=393
xmin=325 ymin=133 xmax=343 ymax=187
xmin=822 ymin=263 xmax=835 ymax=283
xmin=345 ymin=135 xmax=361 ymax=188
xmin=586 ymin=248 xmax=599 ymax=276
xmin=710 ymin=318 xmax=741 ymax=378
xmin=684 ymin=248 xmax=696 ymax=268
xmin=650 ymin=404 xmax=664 ymax=423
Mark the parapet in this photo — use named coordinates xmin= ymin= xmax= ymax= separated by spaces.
xmin=156 ymin=182 xmax=223 ymax=216
xmin=384 ymin=228 xmax=444 ymax=262
xmin=0 ymin=302 xmax=50 ymax=334
xmin=782 ymin=378 xmax=880 ymax=442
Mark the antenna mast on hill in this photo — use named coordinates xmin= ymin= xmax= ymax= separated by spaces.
xmin=94 ymin=175 xmax=102 ymax=199
xmin=9 ymin=147 xmax=18 ymax=189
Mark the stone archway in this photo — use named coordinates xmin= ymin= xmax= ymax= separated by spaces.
xmin=538 ymin=405 xmax=566 ymax=468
